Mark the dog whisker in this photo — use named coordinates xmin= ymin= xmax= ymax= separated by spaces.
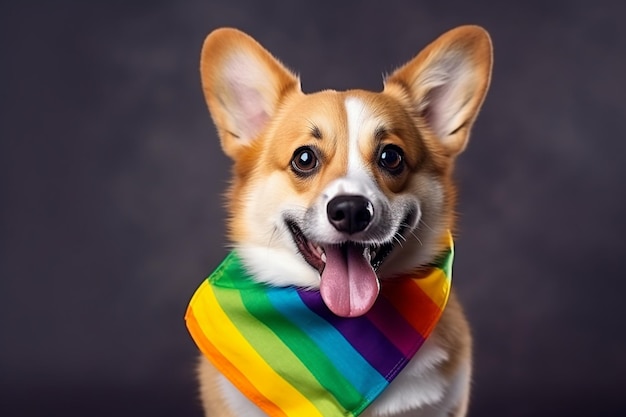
xmin=418 ymin=219 xmax=435 ymax=233
xmin=407 ymin=229 xmax=423 ymax=246
xmin=266 ymin=226 xmax=280 ymax=248
xmin=392 ymin=234 xmax=405 ymax=248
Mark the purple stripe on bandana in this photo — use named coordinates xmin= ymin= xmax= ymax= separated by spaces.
xmin=366 ymin=295 xmax=425 ymax=358
xmin=297 ymin=290 xmax=406 ymax=380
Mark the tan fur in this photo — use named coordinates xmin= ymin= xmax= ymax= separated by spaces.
xmin=197 ymin=357 xmax=238 ymax=417
xmin=196 ymin=25 xmax=492 ymax=417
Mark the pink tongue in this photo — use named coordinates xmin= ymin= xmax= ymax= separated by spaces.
xmin=319 ymin=244 xmax=380 ymax=317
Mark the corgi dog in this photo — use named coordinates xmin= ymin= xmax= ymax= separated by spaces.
xmin=192 ymin=25 xmax=492 ymax=417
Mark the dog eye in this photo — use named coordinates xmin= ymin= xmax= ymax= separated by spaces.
xmin=291 ymin=146 xmax=319 ymax=176
xmin=378 ymin=145 xmax=404 ymax=174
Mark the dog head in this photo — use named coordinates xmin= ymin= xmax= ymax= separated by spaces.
xmin=200 ymin=27 xmax=492 ymax=317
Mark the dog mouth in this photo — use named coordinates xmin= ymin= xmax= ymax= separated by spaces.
xmin=285 ymin=215 xmax=411 ymax=318
xmin=286 ymin=221 xmax=396 ymax=273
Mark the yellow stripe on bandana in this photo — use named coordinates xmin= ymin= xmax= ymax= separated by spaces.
xmin=189 ymin=280 xmax=325 ymax=417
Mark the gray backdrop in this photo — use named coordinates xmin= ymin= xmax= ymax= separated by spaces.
xmin=1 ymin=1 xmax=625 ymax=416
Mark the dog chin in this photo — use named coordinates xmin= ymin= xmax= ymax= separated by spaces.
xmin=236 ymin=244 xmax=321 ymax=288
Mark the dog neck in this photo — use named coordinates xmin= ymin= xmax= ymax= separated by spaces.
xmin=186 ymin=233 xmax=453 ymax=417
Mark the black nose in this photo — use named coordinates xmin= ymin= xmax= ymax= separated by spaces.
xmin=327 ymin=195 xmax=373 ymax=234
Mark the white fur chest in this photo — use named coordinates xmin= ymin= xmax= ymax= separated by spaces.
xmin=363 ymin=335 xmax=469 ymax=417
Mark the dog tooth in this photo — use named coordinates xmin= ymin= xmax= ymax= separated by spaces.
xmin=321 ymin=252 xmax=327 ymax=263
xmin=363 ymin=247 xmax=372 ymax=262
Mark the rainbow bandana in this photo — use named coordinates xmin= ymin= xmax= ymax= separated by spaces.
xmin=185 ymin=237 xmax=453 ymax=417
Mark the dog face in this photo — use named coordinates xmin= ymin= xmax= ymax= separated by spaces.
xmin=200 ymin=27 xmax=492 ymax=317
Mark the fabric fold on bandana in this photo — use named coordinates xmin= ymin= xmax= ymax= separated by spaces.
xmin=185 ymin=234 xmax=453 ymax=417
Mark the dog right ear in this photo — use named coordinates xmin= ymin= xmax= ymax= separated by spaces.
xmin=200 ymin=28 xmax=301 ymax=159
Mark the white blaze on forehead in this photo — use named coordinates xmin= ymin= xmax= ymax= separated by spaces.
xmin=344 ymin=96 xmax=381 ymax=176
xmin=325 ymin=96 xmax=381 ymax=198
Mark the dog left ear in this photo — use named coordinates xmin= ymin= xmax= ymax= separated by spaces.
xmin=385 ymin=26 xmax=493 ymax=156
